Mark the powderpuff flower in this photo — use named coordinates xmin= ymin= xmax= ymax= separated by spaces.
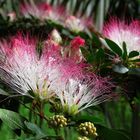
xmin=49 ymin=59 xmax=114 ymax=115
xmin=56 ymin=76 xmax=113 ymax=115
xmin=65 ymin=16 xmax=91 ymax=33
xmin=0 ymin=34 xmax=60 ymax=101
xmin=103 ymin=18 xmax=140 ymax=53
xmin=21 ymin=2 xmax=66 ymax=24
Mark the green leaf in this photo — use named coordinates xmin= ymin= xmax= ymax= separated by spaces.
xmin=0 ymin=108 xmax=27 ymax=131
xmin=96 ymin=124 xmax=131 ymax=140
xmin=92 ymin=33 xmax=101 ymax=47
xmin=128 ymin=51 xmax=139 ymax=58
xmin=24 ymin=122 xmax=46 ymax=139
xmin=112 ymin=64 xmax=129 ymax=74
xmin=105 ymin=38 xmax=122 ymax=56
xmin=122 ymin=42 xmax=127 ymax=60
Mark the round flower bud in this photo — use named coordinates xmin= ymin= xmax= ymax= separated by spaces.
xmin=49 ymin=115 xmax=67 ymax=128
xmin=77 ymin=122 xmax=98 ymax=137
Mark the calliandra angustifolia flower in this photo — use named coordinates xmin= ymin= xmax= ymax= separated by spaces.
xmin=21 ymin=2 xmax=66 ymax=24
xmin=48 ymin=58 xmax=85 ymax=94
xmin=0 ymin=34 xmax=60 ymax=101
xmin=49 ymin=59 xmax=114 ymax=115
xmin=103 ymin=18 xmax=140 ymax=53
xmin=62 ymin=36 xmax=85 ymax=62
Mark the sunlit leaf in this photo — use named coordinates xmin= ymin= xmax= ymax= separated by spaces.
xmin=0 ymin=109 xmax=27 ymax=131
xmin=112 ymin=64 xmax=129 ymax=74
xmin=105 ymin=38 xmax=122 ymax=56
xmin=24 ymin=122 xmax=46 ymax=139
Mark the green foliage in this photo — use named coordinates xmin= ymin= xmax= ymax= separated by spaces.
xmin=128 ymin=51 xmax=139 ymax=58
xmin=96 ymin=124 xmax=131 ymax=140
xmin=24 ymin=122 xmax=47 ymax=139
xmin=0 ymin=109 xmax=27 ymax=132
xmin=105 ymin=38 xmax=122 ymax=57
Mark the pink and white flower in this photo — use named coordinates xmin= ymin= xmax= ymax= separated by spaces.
xmin=0 ymin=33 xmax=114 ymax=112
xmin=103 ymin=18 xmax=140 ymax=52
xmin=49 ymin=58 xmax=114 ymax=115
xmin=0 ymin=34 xmax=60 ymax=100
xmin=21 ymin=2 xmax=66 ymax=23
xmin=56 ymin=76 xmax=113 ymax=115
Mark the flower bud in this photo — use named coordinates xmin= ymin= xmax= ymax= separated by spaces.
xmin=50 ymin=29 xmax=62 ymax=44
xmin=49 ymin=115 xmax=67 ymax=128
xmin=77 ymin=122 xmax=98 ymax=137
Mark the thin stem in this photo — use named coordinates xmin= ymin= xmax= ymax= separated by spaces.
xmin=39 ymin=102 xmax=44 ymax=128
xmin=19 ymin=100 xmax=49 ymax=121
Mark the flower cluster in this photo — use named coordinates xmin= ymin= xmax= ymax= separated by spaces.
xmin=103 ymin=18 xmax=140 ymax=53
xmin=0 ymin=32 xmax=114 ymax=115
xmin=0 ymin=34 xmax=59 ymax=100
xmin=21 ymin=2 xmax=65 ymax=24
xmin=21 ymin=2 xmax=92 ymax=33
